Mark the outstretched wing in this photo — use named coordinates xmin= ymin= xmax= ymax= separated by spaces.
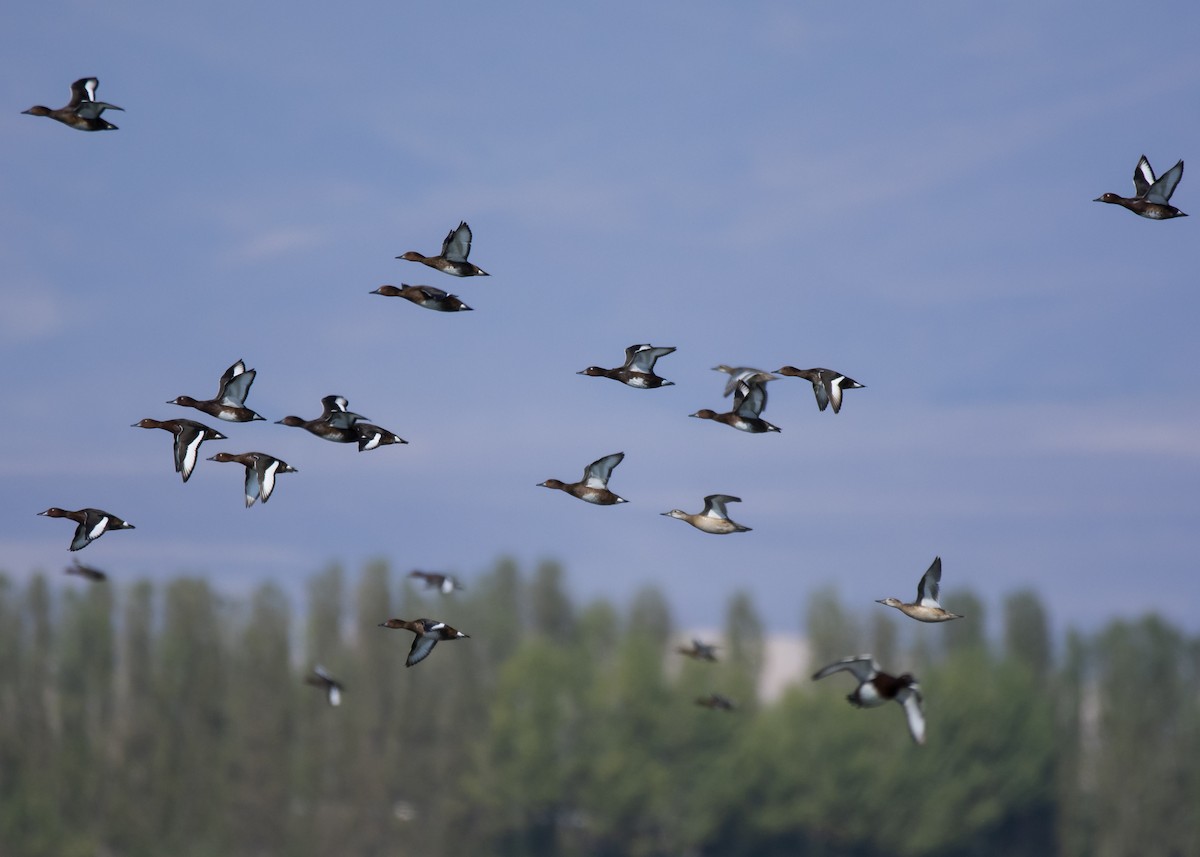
xmin=701 ymin=494 xmax=741 ymax=519
xmin=811 ymin=376 xmax=831 ymax=411
xmin=1133 ymin=155 xmax=1157 ymax=197
xmin=217 ymin=360 xmax=247 ymax=393
xmin=406 ymin=634 xmax=438 ymax=667
xmin=916 ymin=556 xmax=943 ymax=607
xmin=68 ymin=78 xmax=98 ymax=108
xmin=827 ymin=375 xmax=849 ymax=413
xmin=219 ymin=367 xmax=256 ymax=407
xmin=257 ymin=456 xmax=288 ymax=503
xmin=243 ymin=461 xmax=263 ymax=507
xmin=897 ymin=685 xmax=926 ymax=745
xmin=625 ymin=344 xmax=675 ymax=373
xmin=175 ymin=425 xmax=207 ymax=482
xmin=812 ymin=655 xmax=878 ymax=683
xmin=1147 ymin=159 xmax=1184 ymax=205
xmin=441 ymin=221 xmax=473 ymax=262
xmin=70 ymin=520 xmax=97 ymax=551
xmin=583 ymin=452 xmax=624 ymax=488
xmin=733 ymin=380 xmax=768 ymax=418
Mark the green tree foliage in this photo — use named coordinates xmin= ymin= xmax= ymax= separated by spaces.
xmin=1054 ymin=630 xmax=1091 ymax=857
xmin=110 ymin=581 xmax=157 ymax=855
xmin=225 ymin=583 xmax=293 ymax=852
xmin=628 ymin=586 xmax=672 ymax=651
xmin=529 ymin=560 xmax=575 ymax=644
xmin=153 ymin=578 xmax=229 ymax=852
xmin=1083 ymin=617 xmax=1200 ymax=857
xmin=1004 ymin=589 xmax=1052 ymax=680
xmin=476 ymin=636 xmax=590 ymax=856
xmin=14 ymin=575 xmax=59 ymax=857
xmin=55 ymin=583 xmax=115 ymax=847
xmin=942 ymin=588 xmax=986 ymax=654
xmin=0 ymin=576 xmax=24 ymax=849
xmin=804 ymin=586 xmax=861 ymax=668
xmin=0 ymin=562 xmax=1196 ymax=857
xmin=869 ymin=609 xmax=899 ymax=666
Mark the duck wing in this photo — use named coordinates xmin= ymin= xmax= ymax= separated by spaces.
xmin=355 ymin=423 xmax=405 ymax=451
xmin=441 ymin=221 xmax=473 ymax=262
xmin=242 ymin=459 xmax=263 ymax=507
xmin=1133 ymin=155 xmax=1157 ymax=197
xmin=812 ymin=654 xmax=879 ymax=683
xmin=406 ymin=634 xmax=439 ymax=667
xmin=174 ymin=422 xmax=210 ymax=481
xmin=320 ymin=395 xmax=367 ymax=429
xmin=733 ymin=380 xmax=769 ymax=418
xmin=256 ymin=455 xmax=291 ymax=503
xmin=701 ymin=494 xmax=741 ymax=519
xmin=916 ymin=556 xmax=943 ymax=607
xmin=412 ymin=284 xmax=449 ymax=299
xmin=219 ymin=367 xmax=256 ymax=407
xmin=808 ymin=373 xmax=832 ymax=411
xmin=70 ymin=520 xmax=95 ymax=551
xmin=69 ymin=509 xmax=113 ymax=551
xmin=1146 ymin=159 xmax=1184 ymax=205
xmin=217 ymin=360 xmax=247 ymax=395
xmin=583 ymin=452 xmax=624 ymax=488
xmin=714 ymin=366 xmax=764 ymax=396
xmin=75 ymin=100 xmax=122 ymax=119
xmin=67 ymin=78 xmax=98 ymax=109
xmin=827 ymin=374 xmax=852 ymax=413
xmin=896 ymin=685 xmax=926 ymax=744
xmin=625 ymin=344 xmax=675 ymax=373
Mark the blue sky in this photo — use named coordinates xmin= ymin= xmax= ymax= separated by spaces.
xmin=3 ymin=0 xmax=1198 ymax=637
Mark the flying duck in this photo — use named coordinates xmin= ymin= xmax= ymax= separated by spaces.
xmin=538 ymin=452 xmax=628 ymax=505
xmin=132 ymin=417 xmax=227 ymax=482
xmin=578 ymin=344 xmax=676 ymax=388
xmin=661 ymin=494 xmax=751 ymax=534
xmin=775 ymin=366 xmax=865 ymax=414
xmin=1095 ymin=155 xmax=1187 ymax=219
xmin=168 ymin=359 xmax=265 ymax=422
xmin=378 ymin=618 xmax=469 ymax=667
xmin=22 ymin=77 xmax=122 ymax=131
xmin=875 ymin=556 xmax=963 ymax=623
xmin=812 ymin=655 xmax=926 ymax=745
xmin=38 ymin=507 xmax=134 ymax=551
xmin=396 ymin=221 xmax=489 ymax=277
xmin=206 ymin=452 xmax=297 ymax=507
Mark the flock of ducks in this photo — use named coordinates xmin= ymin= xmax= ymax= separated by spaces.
xmin=23 ymin=75 xmax=1187 ymax=744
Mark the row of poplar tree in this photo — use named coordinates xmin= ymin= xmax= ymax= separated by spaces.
xmin=0 ymin=558 xmax=1196 ymax=857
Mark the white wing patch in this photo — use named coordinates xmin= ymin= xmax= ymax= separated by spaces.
xmin=359 ymin=430 xmax=382 ymax=451
xmin=899 ymin=687 xmax=926 ymax=744
xmin=828 ymin=377 xmax=846 ymax=413
xmin=1136 ymin=156 xmax=1157 ymax=192
xmin=180 ymin=433 xmax=204 ymax=479
xmin=260 ymin=459 xmax=280 ymax=502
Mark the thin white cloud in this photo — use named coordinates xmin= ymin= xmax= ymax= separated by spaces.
xmin=219 ymin=225 xmax=328 ymax=265
xmin=0 ymin=285 xmax=71 ymax=345
xmin=724 ymin=59 xmax=1200 ymax=249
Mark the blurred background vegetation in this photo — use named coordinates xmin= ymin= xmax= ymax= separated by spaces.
xmin=0 ymin=558 xmax=1196 ymax=857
